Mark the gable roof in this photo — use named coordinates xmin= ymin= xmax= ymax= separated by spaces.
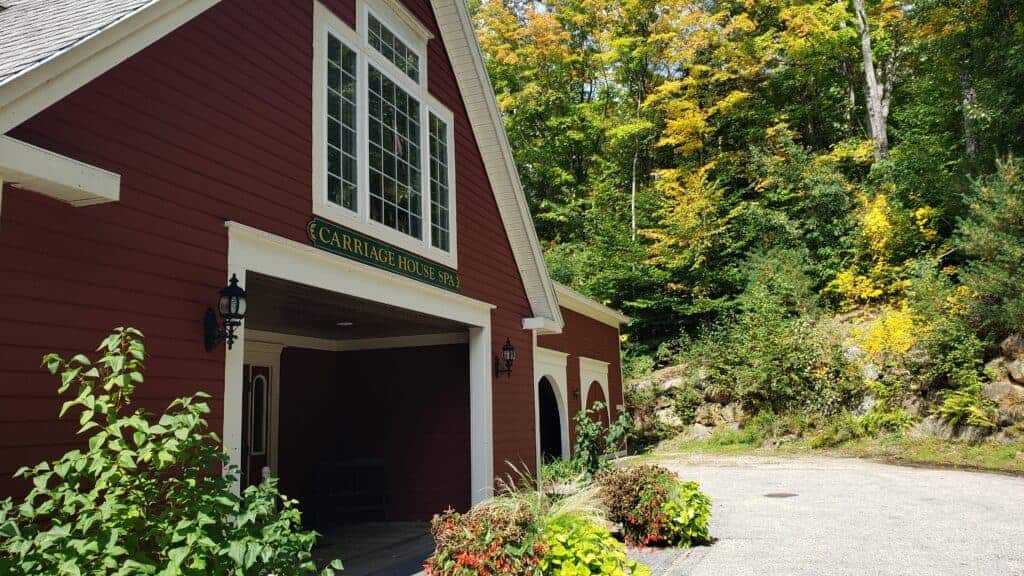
xmin=0 ymin=0 xmax=564 ymax=327
xmin=0 ymin=0 xmax=155 ymax=85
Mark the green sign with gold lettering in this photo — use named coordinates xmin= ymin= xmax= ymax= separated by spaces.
xmin=306 ymin=217 xmax=460 ymax=292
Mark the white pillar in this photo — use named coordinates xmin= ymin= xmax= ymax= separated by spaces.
xmin=469 ymin=324 xmax=494 ymax=504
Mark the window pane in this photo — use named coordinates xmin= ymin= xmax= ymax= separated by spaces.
xmin=251 ymin=374 xmax=267 ymax=455
xmin=367 ymin=13 xmax=419 ymax=82
xmin=429 ymin=112 xmax=451 ymax=251
xmin=368 ymin=64 xmax=421 ymax=239
xmin=326 ymin=33 xmax=357 ymax=212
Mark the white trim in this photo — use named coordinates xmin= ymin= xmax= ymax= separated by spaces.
xmin=0 ymin=135 xmax=120 ymax=207
xmin=579 ymin=356 xmax=610 ymax=419
xmin=555 ymin=282 xmax=629 ymax=328
xmin=371 ymin=0 xmax=434 ymax=43
xmin=244 ymin=341 xmax=283 ymax=474
xmin=523 ymin=316 xmax=561 ymax=334
xmin=248 ymin=372 xmax=269 ymax=456
xmin=246 ymin=328 xmax=468 ymax=352
xmin=430 ymin=0 xmax=562 ymax=326
xmin=534 ymin=346 xmax=571 ymax=469
xmin=312 ymin=0 xmax=457 ymax=269
xmin=225 ymin=222 xmax=493 ymax=504
xmin=0 ymin=0 xmax=220 ymax=134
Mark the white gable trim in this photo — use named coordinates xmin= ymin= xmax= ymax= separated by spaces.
xmin=0 ymin=0 xmax=221 ymax=134
xmin=555 ymin=282 xmax=629 ymax=328
xmin=0 ymin=135 xmax=120 ymax=210
xmin=429 ymin=0 xmax=563 ymax=327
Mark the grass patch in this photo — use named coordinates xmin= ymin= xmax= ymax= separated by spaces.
xmin=644 ymin=425 xmax=1024 ymax=475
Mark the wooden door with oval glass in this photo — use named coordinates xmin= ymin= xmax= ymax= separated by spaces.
xmin=241 ymin=364 xmax=270 ymax=489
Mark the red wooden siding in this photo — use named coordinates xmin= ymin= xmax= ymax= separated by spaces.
xmin=0 ymin=0 xmax=537 ymax=499
xmin=537 ymin=307 xmax=624 ymax=452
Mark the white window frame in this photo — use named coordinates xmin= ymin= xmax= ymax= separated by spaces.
xmin=249 ymin=371 xmax=269 ymax=457
xmin=313 ymin=0 xmax=457 ymax=269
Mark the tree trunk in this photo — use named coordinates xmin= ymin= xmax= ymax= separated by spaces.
xmin=958 ymin=63 xmax=979 ymax=176
xmin=851 ymin=0 xmax=890 ymax=160
xmin=630 ymin=152 xmax=638 ymax=242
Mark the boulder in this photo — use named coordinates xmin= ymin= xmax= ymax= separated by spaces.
xmin=982 ymin=379 xmax=1024 ymax=426
xmin=1007 ymin=359 xmax=1024 ymax=384
xmin=659 ymin=376 xmax=684 ymax=392
xmin=689 ymin=423 xmax=714 ymax=441
xmin=912 ymin=415 xmax=955 ymax=440
xmin=854 ymin=393 xmax=877 ymax=416
xmin=901 ymin=395 xmax=928 ymax=418
xmin=985 ymin=357 xmax=1008 ymax=380
xmin=655 ymin=406 xmax=683 ymax=428
xmin=956 ymin=425 xmax=990 ymax=443
xmin=862 ymin=363 xmax=881 ymax=382
xmin=1000 ymin=334 xmax=1024 ymax=359
xmin=720 ymin=403 xmax=747 ymax=425
xmin=695 ymin=404 xmax=724 ymax=426
xmin=703 ymin=385 xmax=732 ymax=405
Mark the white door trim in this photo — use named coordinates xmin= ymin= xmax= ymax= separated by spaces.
xmin=244 ymin=341 xmax=283 ymax=476
xmin=533 ymin=345 xmax=570 ymax=472
xmin=224 ymin=221 xmax=494 ymax=504
xmin=579 ymin=356 xmax=610 ymax=419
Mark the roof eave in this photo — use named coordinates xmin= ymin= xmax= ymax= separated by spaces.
xmin=0 ymin=0 xmax=221 ymax=134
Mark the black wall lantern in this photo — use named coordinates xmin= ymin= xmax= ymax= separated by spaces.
xmin=204 ymin=274 xmax=247 ymax=351
xmin=494 ymin=337 xmax=516 ymax=378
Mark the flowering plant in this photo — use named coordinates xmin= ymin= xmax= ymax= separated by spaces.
xmin=424 ymin=499 xmax=545 ymax=575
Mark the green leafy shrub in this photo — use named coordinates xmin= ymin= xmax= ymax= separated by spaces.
xmin=0 ymin=328 xmax=340 ymax=576
xmin=540 ymin=514 xmax=650 ymax=576
xmin=596 ymin=465 xmax=711 ymax=547
xmin=935 ymin=385 xmax=998 ymax=430
xmin=572 ymin=402 xmax=635 ymax=477
xmin=677 ymin=250 xmax=862 ymax=419
xmin=672 ymin=386 xmax=702 ymax=426
xmin=860 ymin=407 xmax=915 ymax=435
xmin=541 ymin=458 xmax=584 ymax=485
xmin=424 ymin=499 xmax=544 ymax=575
xmin=957 ymin=157 xmax=1024 ymax=340
xmin=809 ymin=413 xmax=866 ymax=448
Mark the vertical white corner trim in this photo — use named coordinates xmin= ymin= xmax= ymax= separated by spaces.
xmin=533 ymin=345 xmax=570 ymax=472
xmin=224 ymin=221 xmax=494 ymax=504
xmin=579 ymin=356 xmax=610 ymax=417
xmin=244 ymin=340 xmax=284 ymax=475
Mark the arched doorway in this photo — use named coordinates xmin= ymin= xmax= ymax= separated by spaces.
xmin=538 ymin=377 xmax=563 ymax=462
xmin=585 ymin=380 xmax=610 ymax=428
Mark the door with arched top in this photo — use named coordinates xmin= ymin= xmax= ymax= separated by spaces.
xmin=538 ymin=377 xmax=563 ymax=462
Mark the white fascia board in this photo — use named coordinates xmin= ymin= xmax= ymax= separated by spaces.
xmin=0 ymin=135 xmax=120 ymax=207
xmin=554 ymin=282 xmax=630 ymax=328
xmin=0 ymin=0 xmax=221 ymax=134
xmin=522 ymin=316 xmax=562 ymax=334
xmin=430 ymin=0 xmax=563 ymax=330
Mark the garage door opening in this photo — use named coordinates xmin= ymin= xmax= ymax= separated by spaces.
xmin=240 ymin=272 xmax=474 ymax=573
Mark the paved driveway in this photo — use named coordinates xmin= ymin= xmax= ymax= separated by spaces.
xmin=632 ymin=455 xmax=1024 ymax=576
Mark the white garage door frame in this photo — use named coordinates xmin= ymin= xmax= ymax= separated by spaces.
xmin=222 ymin=221 xmax=495 ymax=505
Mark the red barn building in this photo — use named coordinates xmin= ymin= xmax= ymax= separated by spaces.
xmin=0 ymin=0 xmax=627 ymax=534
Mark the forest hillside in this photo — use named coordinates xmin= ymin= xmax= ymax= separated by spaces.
xmin=472 ymin=0 xmax=1024 ymax=448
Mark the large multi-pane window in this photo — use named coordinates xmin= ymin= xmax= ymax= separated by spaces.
xmin=368 ymin=66 xmax=422 ymax=237
xmin=429 ymin=112 xmax=450 ymax=252
xmin=316 ymin=1 xmax=455 ymax=266
xmin=326 ymin=35 xmax=358 ymax=211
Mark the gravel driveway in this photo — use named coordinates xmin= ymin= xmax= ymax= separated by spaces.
xmin=631 ymin=454 xmax=1024 ymax=576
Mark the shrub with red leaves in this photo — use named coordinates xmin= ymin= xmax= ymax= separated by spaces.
xmin=423 ymin=499 xmax=545 ymax=576
xmin=596 ymin=465 xmax=712 ymax=547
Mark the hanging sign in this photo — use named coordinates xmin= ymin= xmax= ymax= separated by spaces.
xmin=306 ymin=217 xmax=460 ymax=292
